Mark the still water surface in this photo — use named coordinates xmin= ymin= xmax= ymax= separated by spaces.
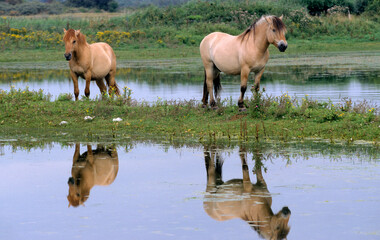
xmin=0 ymin=141 xmax=379 ymax=240
xmin=0 ymin=52 xmax=379 ymax=104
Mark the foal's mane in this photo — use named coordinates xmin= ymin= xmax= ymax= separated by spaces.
xmin=63 ymin=29 xmax=87 ymax=45
xmin=238 ymin=15 xmax=286 ymax=42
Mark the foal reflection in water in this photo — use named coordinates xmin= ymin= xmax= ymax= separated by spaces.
xmin=203 ymin=147 xmax=291 ymax=240
xmin=67 ymin=143 xmax=119 ymax=207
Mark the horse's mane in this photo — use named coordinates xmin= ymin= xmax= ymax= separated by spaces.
xmin=63 ymin=29 xmax=87 ymax=45
xmin=271 ymin=16 xmax=286 ymax=33
xmin=238 ymin=15 xmax=286 ymax=42
xmin=238 ymin=18 xmax=259 ymax=42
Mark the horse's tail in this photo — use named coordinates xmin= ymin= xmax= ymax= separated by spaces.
xmin=213 ymin=72 xmax=221 ymax=98
xmin=114 ymin=83 xmax=120 ymax=95
xmin=203 ymin=69 xmax=221 ymax=100
xmin=215 ymin=152 xmax=224 ymax=185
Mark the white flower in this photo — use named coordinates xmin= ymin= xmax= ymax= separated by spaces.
xmin=59 ymin=121 xmax=68 ymax=125
xmin=113 ymin=117 xmax=122 ymax=122
xmin=84 ymin=116 xmax=95 ymax=121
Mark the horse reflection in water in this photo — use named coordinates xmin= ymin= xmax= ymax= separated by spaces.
xmin=67 ymin=143 xmax=119 ymax=207
xmin=203 ymin=147 xmax=291 ymax=240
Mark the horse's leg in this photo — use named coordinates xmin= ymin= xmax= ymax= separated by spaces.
xmin=253 ymin=149 xmax=267 ymax=188
xmin=253 ymin=67 xmax=265 ymax=92
xmin=205 ymin=66 xmax=218 ymax=109
xmin=205 ymin=150 xmax=216 ymax=192
xmin=95 ymin=79 xmax=107 ymax=97
xmin=238 ymin=66 xmax=250 ymax=111
xmin=105 ymin=70 xmax=119 ymax=96
xmin=70 ymin=70 xmax=79 ymax=101
xmin=240 ymin=149 xmax=253 ymax=192
xmin=84 ymin=71 xmax=92 ymax=98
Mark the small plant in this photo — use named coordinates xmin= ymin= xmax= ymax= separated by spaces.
xmin=57 ymin=93 xmax=73 ymax=101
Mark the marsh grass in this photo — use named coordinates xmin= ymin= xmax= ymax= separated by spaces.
xmin=0 ymin=87 xmax=378 ymax=144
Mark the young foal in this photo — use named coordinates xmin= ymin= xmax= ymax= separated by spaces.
xmin=67 ymin=143 xmax=119 ymax=207
xmin=200 ymin=15 xmax=287 ymax=110
xmin=63 ymin=29 xmax=120 ymax=100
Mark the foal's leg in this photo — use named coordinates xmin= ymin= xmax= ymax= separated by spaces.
xmin=84 ymin=71 xmax=92 ymax=98
xmin=70 ymin=70 xmax=79 ymax=101
xmin=238 ymin=66 xmax=250 ymax=111
xmin=73 ymin=143 xmax=80 ymax=163
xmin=86 ymin=145 xmax=94 ymax=165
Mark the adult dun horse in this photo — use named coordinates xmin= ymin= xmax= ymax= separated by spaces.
xmin=67 ymin=143 xmax=119 ymax=207
xmin=63 ymin=29 xmax=120 ymax=100
xmin=200 ymin=15 xmax=287 ymax=110
xmin=203 ymin=146 xmax=291 ymax=240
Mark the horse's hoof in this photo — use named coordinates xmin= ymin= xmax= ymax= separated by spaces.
xmin=212 ymin=106 xmax=219 ymax=110
xmin=202 ymin=104 xmax=208 ymax=108
xmin=239 ymin=108 xmax=247 ymax=112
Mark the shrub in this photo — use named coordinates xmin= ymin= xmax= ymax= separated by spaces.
xmin=298 ymin=0 xmax=354 ymax=15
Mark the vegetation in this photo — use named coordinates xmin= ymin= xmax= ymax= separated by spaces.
xmin=67 ymin=0 xmax=119 ymax=12
xmin=0 ymin=0 xmax=379 ymax=54
xmin=0 ymin=87 xmax=378 ymax=144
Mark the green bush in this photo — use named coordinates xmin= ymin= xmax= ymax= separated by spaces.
xmin=298 ymin=0 xmax=354 ymax=15
xmin=0 ymin=1 xmax=64 ymax=16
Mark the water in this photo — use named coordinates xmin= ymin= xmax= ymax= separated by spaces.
xmin=0 ymin=141 xmax=379 ymax=240
xmin=0 ymin=52 xmax=379 ymax=105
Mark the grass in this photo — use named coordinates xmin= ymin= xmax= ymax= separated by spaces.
xmin=0 ymin=87 xmax=378 ymax=144
xmin=1 ymin=40 xmax=380 ymax=63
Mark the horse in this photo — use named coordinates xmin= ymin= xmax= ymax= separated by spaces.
xmin=200 ymin=15 xmax=287 ymax=110
xmin=203 ymin=146 xmax=291 ymax=240
xmin=67 ymin=143 xmax=119 ymax=207
xmin=63 ymin=28 xmax=120 ymax=100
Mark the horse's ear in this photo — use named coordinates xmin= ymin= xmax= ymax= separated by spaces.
xmin=75 ymin=29 xmax=81 ymax=37
xmin=63 ymin=28 xmax=67 ymax=33
xmin=279 ymin=15 xmax=284 ymax=20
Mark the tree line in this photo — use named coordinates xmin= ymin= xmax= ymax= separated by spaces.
xmin=0 ymin=0 xmax=379 ymax=17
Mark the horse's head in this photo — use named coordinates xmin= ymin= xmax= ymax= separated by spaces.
xmin=67 ymin=176 xmax=90 ymax=207
xmin=255 ymin=206 xmax=291 ymax=240
xmin=63 ymin=28 xmax=82 ymax=61
xmin=265 ymin=15 xmax=288 ymax=52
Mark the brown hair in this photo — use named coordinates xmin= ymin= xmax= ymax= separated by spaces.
xmin=63 ymin=29 xmax=87 ymax=45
